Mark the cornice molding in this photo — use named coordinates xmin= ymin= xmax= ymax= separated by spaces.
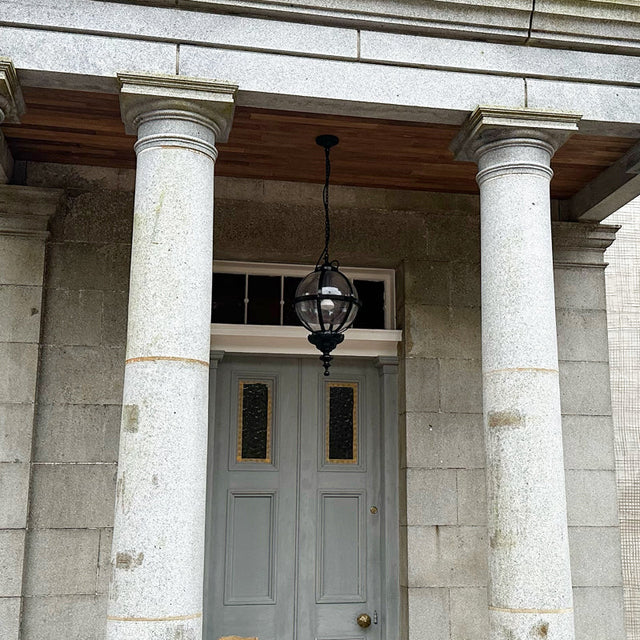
xmin=0 ymin=185 xmax=64 ymax=239
xmin=451 ymin=106 xmax=582 ymax=162
xmin=0 ymin=58 xmax=25 ymax=124
xmin=552 ymin=221 xmax=619 ymax=267
xmin=118 ymin=72 xmax=238 ymax=142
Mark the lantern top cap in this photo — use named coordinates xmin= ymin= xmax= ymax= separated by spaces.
xmin=316 ymin=134 xmax=339 ymax=150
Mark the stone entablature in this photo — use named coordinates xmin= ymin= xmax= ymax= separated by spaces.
xmin=74 ymin=0 xmax=640 ymax=55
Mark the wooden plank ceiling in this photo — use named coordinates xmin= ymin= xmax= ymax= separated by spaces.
xmin=2 ymin=86 xmax=636 ymax=199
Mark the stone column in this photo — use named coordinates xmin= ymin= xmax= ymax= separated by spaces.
xmin=107 ymin=74 xmax=236 ymax=640
xmin=0 ymin=185 xmax=62 ymax=640
xmin=0 ymin=58 xmax=23 ymax=183
xmin=451 ymin=108 xmax=581 ymax=640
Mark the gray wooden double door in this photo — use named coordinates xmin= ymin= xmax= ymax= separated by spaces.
xmin=206 ymin=356 xmax=382 ymax=640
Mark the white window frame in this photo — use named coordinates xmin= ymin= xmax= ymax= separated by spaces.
xmin=210 ymin=260 xmax=401 ymax=357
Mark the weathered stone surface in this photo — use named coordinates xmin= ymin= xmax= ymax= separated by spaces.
xmin=407 ymin=588 xmax=450 ymax=640
xmin=565 ymin=470 xmax=619 ymax=527
xmin=559 ymin=361 xmax=612 ymax=416
xmin=0 ymin=236 xmax=46 ymax=286
xmin=180 ymin=45 xmax=526 ymax=124
xmin=556 ymin=308 xmax=609 ymax=362
xmin=449 ymin=587 xmax=489 ymax=640
xmin=30 ymin=463 xmax=117 ymax=528
xmin=46 ymin=242 xmax=131 ymax=292
xmin=41 ymin=289 xmax=103 ymax=346
xmin=573 ymin=587 xmax=625 ymax=640
xmin=0 ymin=530 xmax=25 ymax=596
xmin=97 ymin=528 xmax=113 ymax=594
xmin=22 ymin=594 xmax=108 ymax=640
xmin=426 ymin=215 xmax=480 ymax=263
xmin=26 ymin=163 xmax=134 ymax=193
xmin=407 ymin=525 xmax=487 ymax=587
xmin=38 ymin=346 xmax=125 ymax=405
xmin=54 ymin=191 xmax=133 ymax=244
xmin=360 ymin=29 xmax=640 ymax=84
xmin=214 ymin=200 xmax=429 ymax=267
xmin=0 ymin=462 xmax=29 ymax=528
xmin=554 ymin=266 xmax=607 ymax=310
xmin=2 ymin=26 xmax=175 ymax=87
xmin=101 ymin=290 xmax=128 ymax=347
xmin=0 ymin=285 xmax=43 ymax=342
xmin=402 ymin=261 xmax=450 ymax=307
xmin=569 ymin=527 xmax=623 ymax=587
xmin=24 ymin=529 xmax=100 ymax=595
xmin=457 ymin=469 xmax=487 ymax=526
xmin=0 ymin=596 xmax=20 ymax=640
xmin=405 ymin=469 xmax=457 ymax=525
xmin=400 ymin=358 xmax=440 ymax=413
xmin=0 ymin=343 xmax=39 ymax=403
xmin=34 ymin=404 xmax=120 ymax=463
xmin=404 ymin=305 xmax=481 ymax=359
xmin=450 ymin=261 xmax=481 ymax=308
xmin=2 ymin=0 xmax=358 ymax=60
xmin=0 ymin=403 xmax=34 ymax=463
xmin=562 ymin=415 xmax=615 ymax=470
xmin=439 ymin=359 xmax=482 ymax=413
xmin=404 ymin=412 xmax=484 ymax=470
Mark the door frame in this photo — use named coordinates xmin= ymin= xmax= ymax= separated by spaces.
xmin=205 ymin=350 xmax=400 ymax=640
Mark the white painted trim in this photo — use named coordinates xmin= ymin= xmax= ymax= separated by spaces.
xmin=213 ymin=259 xmax=396 ymax=330
xmin=210 ymin=324 xmax=402 ymax=357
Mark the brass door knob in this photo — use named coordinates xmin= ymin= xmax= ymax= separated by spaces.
xmin=357 ymin=613 xmax=372 ymax=628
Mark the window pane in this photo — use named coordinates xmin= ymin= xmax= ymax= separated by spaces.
xmin=212 ymin=273 xmax=245 ymax=324
xmin=352 ymin=279 xmax=385 ymax=329
xmin=326 ymin=382 xmax=358 ymax=464
xmin=283 ymin=276 xmax=303 ymax=326
xmin=238 ymin=380 xmax=272 ymax=463
xmin=247 ymin=275 xmax=281 ymax=325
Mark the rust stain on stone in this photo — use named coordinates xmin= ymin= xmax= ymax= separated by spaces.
xmin=115 ymin=551 xmax=144 ymax=570
xmin=490 ymin=529 xmax=516 ymax=549
xmin=535 ymin=622 xmax=549 ymax=638
xmin=488 ymin=410 xmax=522 ymax=428
xmin=123 ymin=404 xmax=139 ymax=433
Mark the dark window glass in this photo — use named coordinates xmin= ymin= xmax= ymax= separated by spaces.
xmin=212 ymin=273 xmax=245 ymax=323
xmin=239 ymin=381 xmax=272 ymax=462
xmin=352 ymin=280 xmax=385 ymax=329
xmin=327 ymin=383 xmax=357 ymax=463
xmin=247 ymin=275 xmax=281 ymax=325
xmin=283 ymin=276 xmax=303 ymax=326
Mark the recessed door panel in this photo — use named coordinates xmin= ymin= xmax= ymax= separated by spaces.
xmin=225 ymin=491 xmax=277 ymax=604
xmin=317 ymin=491 xmax=366 ymax=603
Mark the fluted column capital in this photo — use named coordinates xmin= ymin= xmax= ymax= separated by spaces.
xmin=450 ymin=106 xmax=582 ymax=163
xmin=0 ymin=58 xmax=25 ymax=124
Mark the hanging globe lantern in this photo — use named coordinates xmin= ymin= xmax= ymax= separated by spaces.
xmin=294 ymin=135 xmax=361 ymax=375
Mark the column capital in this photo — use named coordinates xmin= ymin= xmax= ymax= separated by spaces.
xmin=0 ymin=58 xmax=25 ymax=124
xmin=451 ymin=106 xmax=581 ymax=162
xmin=118 ymin=72 xmax=238 ymax=142
xmin=0 ymin=185 xmax=64 ymax=239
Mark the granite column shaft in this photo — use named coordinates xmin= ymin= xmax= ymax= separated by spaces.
xmin=452 ymin=108 xmax=581 ymax=640
xmin=107 ymin=74 xmax=236 ymax=640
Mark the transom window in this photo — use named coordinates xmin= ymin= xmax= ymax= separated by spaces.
xmin=212 ymin=261 xmax=395 ymax=330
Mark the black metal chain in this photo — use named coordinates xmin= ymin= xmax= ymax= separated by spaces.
xmin=316 ymin=144 xmax=332 ymax=267
xmin=322 ymin=144 xmax=331 ymax=264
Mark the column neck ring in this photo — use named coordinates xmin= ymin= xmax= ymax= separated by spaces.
xmin=133 ymin=109 xmax=219 ymax=160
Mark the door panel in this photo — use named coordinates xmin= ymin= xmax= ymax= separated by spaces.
xmin=206 ymin=356 xmax=382 ymax=640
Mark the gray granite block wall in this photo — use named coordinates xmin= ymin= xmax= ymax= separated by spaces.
xmin=11 ymin=163 xmax=623 ymax=640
